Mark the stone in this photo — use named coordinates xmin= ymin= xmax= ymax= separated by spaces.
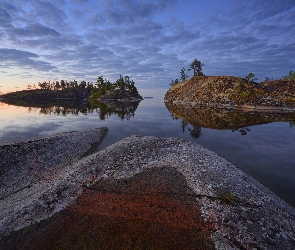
xmin=1 ymin=134 xmax=295 ymax=249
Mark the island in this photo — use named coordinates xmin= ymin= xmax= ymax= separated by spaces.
xmin=164 ymin=75 xmax=295 ymax=130
xmin=0 ymin=75 xmax=143 ymax=103
xmin=164 ymin=75 xmax=295 ymax=111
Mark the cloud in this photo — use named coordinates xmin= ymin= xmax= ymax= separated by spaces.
xmin=0 ymin=0 xmax=294 ymax=88
xmin=34 ymin=1 xmax=67 ymax=26
xmin=0 ymin=48 xmax=56 ymax=72
xmin=8 ymin=23 xmax=60 ymax=38
xmin=0 ymin=2 xmax=16 ymax=28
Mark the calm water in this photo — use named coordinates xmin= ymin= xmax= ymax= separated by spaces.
xmin=0 ymin=97 xmax=295 ymax=207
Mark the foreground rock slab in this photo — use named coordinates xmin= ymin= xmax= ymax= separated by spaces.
xmin=0 ymin=127 xmax=108 ymax=238
xmin=1 ymin=135 xmax=295 ymax=249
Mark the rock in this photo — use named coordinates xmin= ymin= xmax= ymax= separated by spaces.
xmin=1 ymin=135 xmax=295 ymax=249
xmin=164 ymin=76 xmax=295 ymax=110
xmin=0 ymin=127 xmax=108 ymax=238
xmin=99 ymin=88 xmax=143 ymax=102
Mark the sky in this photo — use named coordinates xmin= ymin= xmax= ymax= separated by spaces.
xmin=0 ymin=0 xmax=295 ymax=94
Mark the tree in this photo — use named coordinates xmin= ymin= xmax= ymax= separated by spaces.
xmin=245 ymin=73 xmax=258 ymax=83
xmin=190 ymin=59 xmax=204 ymax=76
xmin=124 ymin=76 xmax=130 ymax=84
xmin=79 ymin=80 xmax=86 ymax=89
xmin=55 ymin=81 xmax=61 ymax=90
xmin=180 ymin=67 xmax=187 ymax=82
xmin=264 ymin=77 xmax=270 ymax=83
xmin=60 ymin=80 xmax=66 ymax=89
xmin=170 ymin=79 xmax=179 ymax=86
xmin=96 ymin=76 xmax=104 ymax=87
xmin=287 ymin=70 xmax=295 ymax=80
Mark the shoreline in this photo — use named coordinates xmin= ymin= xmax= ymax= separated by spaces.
xmin=164 ymin=99 xmax=295 ymax=113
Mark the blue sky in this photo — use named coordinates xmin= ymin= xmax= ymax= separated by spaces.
xmin=0 ymin=0 xmax=294 ymax=93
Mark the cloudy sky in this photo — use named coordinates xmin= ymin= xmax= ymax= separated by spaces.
xmin=0 ymin=0 xmax=294 ymax=93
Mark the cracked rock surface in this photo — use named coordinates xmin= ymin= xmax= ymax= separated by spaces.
xmin=0 ymin=127 xmax=108 ymax=238
xmin=1 ymin=134 xmax=295 ymax=249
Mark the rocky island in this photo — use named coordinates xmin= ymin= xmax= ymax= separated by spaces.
xmin=90 ymin=75 xmax=143 ymax=102
xmin=164 ymin=76 xmax=295 ymax=111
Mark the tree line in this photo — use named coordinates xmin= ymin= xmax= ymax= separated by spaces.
xmin=26 ymin=75 xmax=139 ymax=97
xmin=27 ymin=80 xmax=95 ymax=91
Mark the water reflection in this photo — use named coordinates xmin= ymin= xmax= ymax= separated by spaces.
xmin=0 ymin=99 xmax=140 ymax=120
xmin=166 ymin=102 xmax=295 ymax=136
xmin=1 ymin=98 xmax=295 ymax=208
xmin=175 ymin=118 xmax=203 ymax=138
xmin=91 ymin=100 xmax=140 ymax=120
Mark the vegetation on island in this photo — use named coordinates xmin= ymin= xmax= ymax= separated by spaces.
xmin=189 ymin=59 xmax=205 ymax=77
xmin=170 ymin=59 xmax=205 ymax=86
xmin=265 ymin=70 xmax=295 ymax=82
xmin=0 ymin=75 xmax=142 ymax=101
xmin=90 ymin=75 xmax=142 ymax=101
xmin=171 ymin=58 xmax=295 ymax=87
xmin=27 ymin=80 xmax=94 ymax=91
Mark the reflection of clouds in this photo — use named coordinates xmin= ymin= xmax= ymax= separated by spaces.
xmin=0 ymin=122 xmax=59 ymax=142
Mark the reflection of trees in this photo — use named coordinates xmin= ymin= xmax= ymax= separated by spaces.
xmin=231 ymin=127 xmax=251 ymax=136
xmin=180 ymin=120 xmax=188 ymax=133
xmin=0 ymin=99 xmax=139 ymax=120
xmin=38 ymin=104 xmax=94 ymax=116
xmin=170 ymin=114 xmax=179 ymax=120
xmin=188 ymin=126 xmax=203 ymax=139
xmin=289 ymin=120 xmax=295 ymax=127
xmin=91 ymin=100 xmax=140 ymax=121
xmin=36 ymin=100 xmax=140 ymax=120
xmin=179 ymin=119 xmax=203 ymax=139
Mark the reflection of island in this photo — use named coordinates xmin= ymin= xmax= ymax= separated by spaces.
xmin=0 ymin=99 xmax=140 ymax=120
xmin=0 ymin=99 xmax=94 ymax=116
xmin=91 ymin=100 xmax=140 ymax=120
xmin=166 ymin=102 xmax=295 ymax=132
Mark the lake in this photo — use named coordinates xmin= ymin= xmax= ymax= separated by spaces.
xmin=0 ymin=95 xmax=295 ymax=207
